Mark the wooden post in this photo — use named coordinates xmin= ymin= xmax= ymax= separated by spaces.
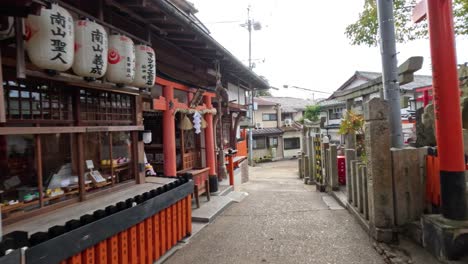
xmin=0 ymin=47 xmax=6 ymax=123
xmin=204 ymin=96 xmax=216 ymax=176
xmin=109 ymin=133 xmax=114 ymax=186
xmin=35 ymin=134 xmax=44 ymax=207
xmin=228 ymin=155 xmax=234 ymax=186
xmin=163 ymin=86 xmax=177 ymax=176
xmin=77 ymin=133 xmax=86 ymax=201
xmin=14 ymin=17 xmax=26 ymax=80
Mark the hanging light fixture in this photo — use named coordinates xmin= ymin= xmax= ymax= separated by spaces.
xmin=180 ymin=114 xmax=193 ymax=130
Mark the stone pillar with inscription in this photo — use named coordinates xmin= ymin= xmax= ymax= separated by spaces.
xmin=364 ymin=98 xmax=395 ymax=242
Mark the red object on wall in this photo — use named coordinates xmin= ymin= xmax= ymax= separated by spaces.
xmin=337 ymin=156 xmax=346 ymax=185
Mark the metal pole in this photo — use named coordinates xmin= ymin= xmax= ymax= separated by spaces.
xmin=247 ymin=6 xmax=255 ymax=166
xmin=427 ymin=0 xmax=467 ymax=220
xmin=248 ymin=90 xmax=254 ymax=165
xmin=248 ymin=5 xmax=252 ymax=69
xmin=376 ymin=0 xmax=403 ymax=148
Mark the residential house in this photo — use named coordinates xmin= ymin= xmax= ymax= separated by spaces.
xmin=252 ymin=97 xmax=314 ymax=161
xmin=319 ymin=71 xmax=432 ymax=144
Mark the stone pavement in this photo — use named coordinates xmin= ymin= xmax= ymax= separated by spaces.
xmin=165 ymin=159 xmax=385 ymax=264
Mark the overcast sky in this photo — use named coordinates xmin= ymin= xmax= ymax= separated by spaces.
xmin=191 ymin=0 xmax=468 ymax=100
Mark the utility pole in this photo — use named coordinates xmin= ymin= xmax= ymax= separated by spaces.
xmin=376 ymin=0 xmax=403 ymax=148
xmin=246 ymin=5 xmax=255 ymax=166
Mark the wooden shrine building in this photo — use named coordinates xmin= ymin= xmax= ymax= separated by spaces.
xmin=0 ymin=0 xmax=268 ymax=263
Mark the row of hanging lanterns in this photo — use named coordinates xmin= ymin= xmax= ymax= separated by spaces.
xmin=24 ymin=3 xmax=156 ymax=88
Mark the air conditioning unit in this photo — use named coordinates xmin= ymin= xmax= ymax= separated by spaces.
xmin=255 ymin=122 xmax=264 ymax=129
xmin=285 ymin=119 xmax=293 ymax=127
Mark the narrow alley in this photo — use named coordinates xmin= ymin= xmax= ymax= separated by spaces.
xmin=166 ymin=160 xmax=384 ymax=264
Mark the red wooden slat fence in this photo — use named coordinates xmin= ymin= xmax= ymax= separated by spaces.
xmin=59 ymin=196 xmax=192 ymax=264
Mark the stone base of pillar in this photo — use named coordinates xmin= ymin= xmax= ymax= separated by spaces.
xmin=209 ymin=175 xmax=218 ymax=193
xmin=422 ymin=214 xmax=468 ymax=261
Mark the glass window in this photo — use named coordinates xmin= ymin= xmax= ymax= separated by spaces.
xmin=268 ymin=137 xmax=278 ymax=148
xmin=42 ymin=133 xmax=79 ymax=206
xmin=111 ymin=132 xmax=133 ymax=183
xmin=84 ymin=132 xmax=134 ymax=193
xmin=262 ymin=113 xmax=277 ymax=121
xmin=284 ymin=137 xmax=300 ymax=150
xmin=253 ymin=137 xmax=266 ymax=149
xmin=0 ymin=135 xmax=39 ymax=215
xmin=4 ymin=79 xmax=73 ymax=123
xmin=281 ymin=113 xmax=293 ymax=120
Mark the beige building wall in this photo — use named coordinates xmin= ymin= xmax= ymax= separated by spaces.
xmin=283 ymin=131 xmax=302 ymax=158
xmin=254 ymin=105 xmax=278 ymax=128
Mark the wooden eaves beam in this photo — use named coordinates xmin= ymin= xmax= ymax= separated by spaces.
xmin=332 ymin=56 xmax=424 ymax=101
xmin=104 ymin=0 xmax=167 ymax=35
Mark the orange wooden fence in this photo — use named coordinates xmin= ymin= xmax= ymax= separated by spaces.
xmin=60 ymin=196 xmax=192 ymax=264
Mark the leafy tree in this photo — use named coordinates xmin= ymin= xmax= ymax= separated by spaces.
xmin=345 ymin=0 xmax=468 ymax=46
xmin=255 ymin=89 xmax=272 ymax=97
xmin=303 ymin=105 xmax=321 ymax=122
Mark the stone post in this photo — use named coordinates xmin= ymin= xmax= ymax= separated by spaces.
xmin=304 ymin=155 xmax=310 ymax=183
xmin=321 ymin=142 xmax=329 ymax=187
xmin=391 ymin=147 xmax=427 ymax=226
xmin=308 ymin=130 xmax=315 ymax=184
xmin=364 ymin=98 xmax=395 ymax=242
xmin=325 ymin=149 xmax=330 ymax=187
xmin=298 ymin=157 xmax=303 ymax=178
xmin=357 ymin=163 xmax=365 ymax=213
xmin=345 ymin=149 xmax=356 ymax=203
xmin=329 ymin=144 xmax=339 ymax=191
xmin=351 ymin=160 xmax=360 ymax=207
xmin=362 ymin=166 xmax=369 ymax=220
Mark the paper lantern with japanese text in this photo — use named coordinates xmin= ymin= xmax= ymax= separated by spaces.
xmin=106 ymin=34 xmax=135 ymax=84
xmin=132 ymin=45 xmax=156 ymax=88
xmin=73 ymin=20 xmax=108 ymax=78
xmin=25 ymin=4 xmax=74 ymax=71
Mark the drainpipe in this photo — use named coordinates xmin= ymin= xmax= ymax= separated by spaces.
xmin=276 ymin=104 xmax=282 ymax=128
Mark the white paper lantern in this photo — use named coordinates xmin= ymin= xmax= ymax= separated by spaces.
xmin=25 ymin=3 xmax=74 ymax=71
xmin=73 ymin=20 xmax=108 ymax=78
xmin=133 ymin=45 xmax=156 ymax=88
xmin=106 ymin=34 xmax=135 ymax=84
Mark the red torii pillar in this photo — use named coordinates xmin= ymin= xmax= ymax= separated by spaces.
xmin=163 ymin=85 xmax=177 ymax=176
xmin=417 ymin=0 xmax=468 ymax=220
xmin=204 ymin=95 xmax=218 ymax=192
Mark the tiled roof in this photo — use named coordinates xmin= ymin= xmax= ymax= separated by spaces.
xmin=401 ymin=75 xmax=432 ymax=90
xmin=252 ymin=127 xmax=284 ymax=136
xmin=254 ymin=97 xmax=277 ymax=106
xmin=259 ymin=96 xmax=317 ymax=113
xmin=318 ymin=99 xmax=345 ymax=107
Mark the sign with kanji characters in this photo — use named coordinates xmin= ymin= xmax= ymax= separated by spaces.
xmin=132 ymin=45 xmax=156 ymax=88
xmin=25 ymin=4 xmax=74 ymax=71
xmin=73 ymin=20 xmax=108 ymax=78
xmin=106 ymin=34 xmax=135 ymax=84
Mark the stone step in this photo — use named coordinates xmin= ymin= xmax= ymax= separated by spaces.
xmin=191 ymin=195 xmax=234 ymax=223
xmin=211 ymin=185 xmax=233 ymax=196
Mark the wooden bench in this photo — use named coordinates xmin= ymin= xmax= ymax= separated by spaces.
xmin=177 ymin=167 xmax=210 ymax=208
